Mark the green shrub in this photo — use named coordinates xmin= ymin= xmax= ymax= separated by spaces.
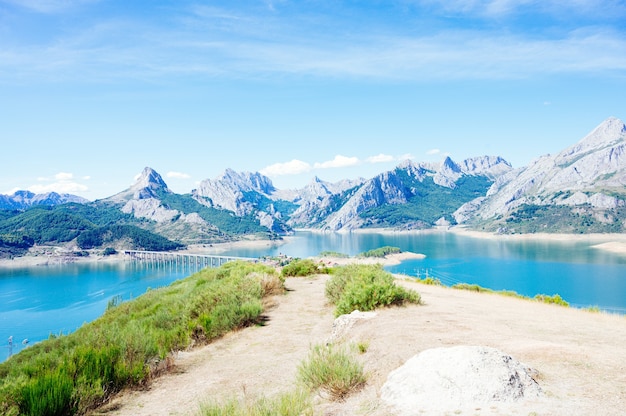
xmin=281 ymin=258 xmax=328 ymax=277
xmin=417 ymin=276 xmax=443 ymax=286
xmin=297 ymin=344 xmax=366 ymax=401
xmin=534 ymin=293 xmax=569 ymax=307
xmin=358 ymin=246 xmax=401 ymax=258
xmin=325 ymin=264 xmax=421 ymax=317
xmin=102 ymin=247 xmax=117 ymax=256
xmin=18 ymin=369 xmax=76 ymax=416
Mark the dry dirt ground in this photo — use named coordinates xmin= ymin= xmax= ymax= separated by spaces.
xmin=98 ymin=272 xmax=626 ymax=416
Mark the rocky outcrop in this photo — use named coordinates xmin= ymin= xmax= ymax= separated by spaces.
xmin=381 ymin=346 xmax=542 ymax=415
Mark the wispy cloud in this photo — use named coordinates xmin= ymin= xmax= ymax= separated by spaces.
xmin=427 ymin=148 xmax=441 ymax=155
xmin=1 ymin=3 xmax=625 ymax=84
xmin=167 ymin=171 xmax=191 ymax=179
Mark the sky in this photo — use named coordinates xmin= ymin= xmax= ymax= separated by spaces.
xmin=1 ymin=0 xmax=625 ymax=201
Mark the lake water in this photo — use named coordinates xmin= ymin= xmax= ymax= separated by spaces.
xmin=2 ymin=231 xmax=626 ymax=362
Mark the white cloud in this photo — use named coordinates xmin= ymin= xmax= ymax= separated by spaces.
xmin=29 ymin=181 xmax=88 ymax=194
xmin=427 ymin=148 xmax=441 ymax=155
xmin=167 ymin=171 xmax=191 ymax=179
xmin=314 ymin=155 xmax=359 ymax=169
xmin=260 ymin=159 xmax=311 ymax=176
xmin=24 ymin=171 xmax=89 ymax=194
xmin=366 ymin=153 xmax=395 ymax=163
xmin=54 ymin=172 xmax=74 ymax=181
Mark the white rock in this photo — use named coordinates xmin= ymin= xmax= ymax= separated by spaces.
xmin=380 ymin=346 xmax=541 ymax=415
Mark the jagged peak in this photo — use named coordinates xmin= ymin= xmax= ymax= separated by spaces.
xmin=440 ymin=156 xmax=461 ymax=172
xmin=132 ymin=167 xmax=170 ymax=192
xmin=214 ymin=169 xmax=275 ymax=194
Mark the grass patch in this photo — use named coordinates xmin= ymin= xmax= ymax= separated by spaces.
xmin=452 ymin=283 xmax=570 ymax=307
xmin=534 ymin=293 xmax=569 ymax=307
xmin=199 ymin=389 xmax=313 ymax=416
xmin=356 ymin=341 xmax=370 ymax=354
xmin=297 ymin=344 xmax=366 ymax=401
xmin=0 ymin=261 xmax=282 ymax=416
xmin=415 ymin=276 xmax=443 ymax=286
xmin=325 ymin=264 xmax=421 ymax=317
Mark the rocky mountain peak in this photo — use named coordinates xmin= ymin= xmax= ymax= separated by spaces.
xmin=556 ymin=117 xmax=626 ymax=166
xmin=132 ymin=167 xmax=170 ymax=193
xmin=216 ymin=169 xmax=276 ymax=194
xmin=103 ymin=167 xmax=170 ymax=203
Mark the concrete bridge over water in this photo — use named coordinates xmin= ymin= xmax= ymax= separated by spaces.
xmin=123 ymin=250 xmax=257 ymax=269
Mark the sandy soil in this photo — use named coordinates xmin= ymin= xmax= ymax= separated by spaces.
xmin=97 ymin=266 xmax=626 ymax=416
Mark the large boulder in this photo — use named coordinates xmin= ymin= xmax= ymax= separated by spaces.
xmin=380 ymin=346 xmax=542 ymax=415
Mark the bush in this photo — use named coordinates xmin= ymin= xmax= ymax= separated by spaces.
xmin=297 ymin=344 xmax=366 ymax=401
xmin=281 ymin=258 xmax=328 ymax=277
xmin=102 ymin=247 xmax=117 ymax=256
xmin=325 ymin=264 xmax=421 ymax=317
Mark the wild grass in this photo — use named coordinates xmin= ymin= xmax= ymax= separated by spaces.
xmin=297 ymin=344 xmax=366 ymax=401
xmin=534 ymin=293 xmax=569 ymax=307
xmin=199 ymin=389 xmax=313 ymax=416
xmin=0 ymin=261 xmax=282 ymax=416
xmin=415 ymin=276 xmax=443 ymax=286
xmin=325 ymin=264 xmax=421 ymax=317
xmin=452 ymin=283 xmax=570 ymax=307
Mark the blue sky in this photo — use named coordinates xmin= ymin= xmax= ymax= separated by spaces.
xmin=1 ymin=0 xmax=625 ymax=200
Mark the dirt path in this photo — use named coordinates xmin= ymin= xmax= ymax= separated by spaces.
xmin=100 ymin=275 xmax=626 ymax=416
xmin=101 ymin=275 xmax=336 ymax=416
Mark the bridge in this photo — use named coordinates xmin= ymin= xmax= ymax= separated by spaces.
xmin=123 ymin=250 xmax=257 ymax=269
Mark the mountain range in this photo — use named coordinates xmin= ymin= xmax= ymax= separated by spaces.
xmin=1 ymin=116 xmax=625 ymax=255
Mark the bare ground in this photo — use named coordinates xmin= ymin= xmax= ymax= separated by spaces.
xmin=98 ymin=273 xmax=626 ymax=416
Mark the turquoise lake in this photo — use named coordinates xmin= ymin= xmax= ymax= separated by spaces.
xmin=2 ymin=231 xmax=626 ymax=362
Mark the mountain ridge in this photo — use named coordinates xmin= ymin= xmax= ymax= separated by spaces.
xmin=2 ymin=116 xmax=625 ymax=252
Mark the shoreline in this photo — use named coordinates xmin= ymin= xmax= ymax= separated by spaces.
xmin=3 ymin=226 xmax=626 ymax=269
xmin=299 ymin=226 xmax=626 ymax=255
